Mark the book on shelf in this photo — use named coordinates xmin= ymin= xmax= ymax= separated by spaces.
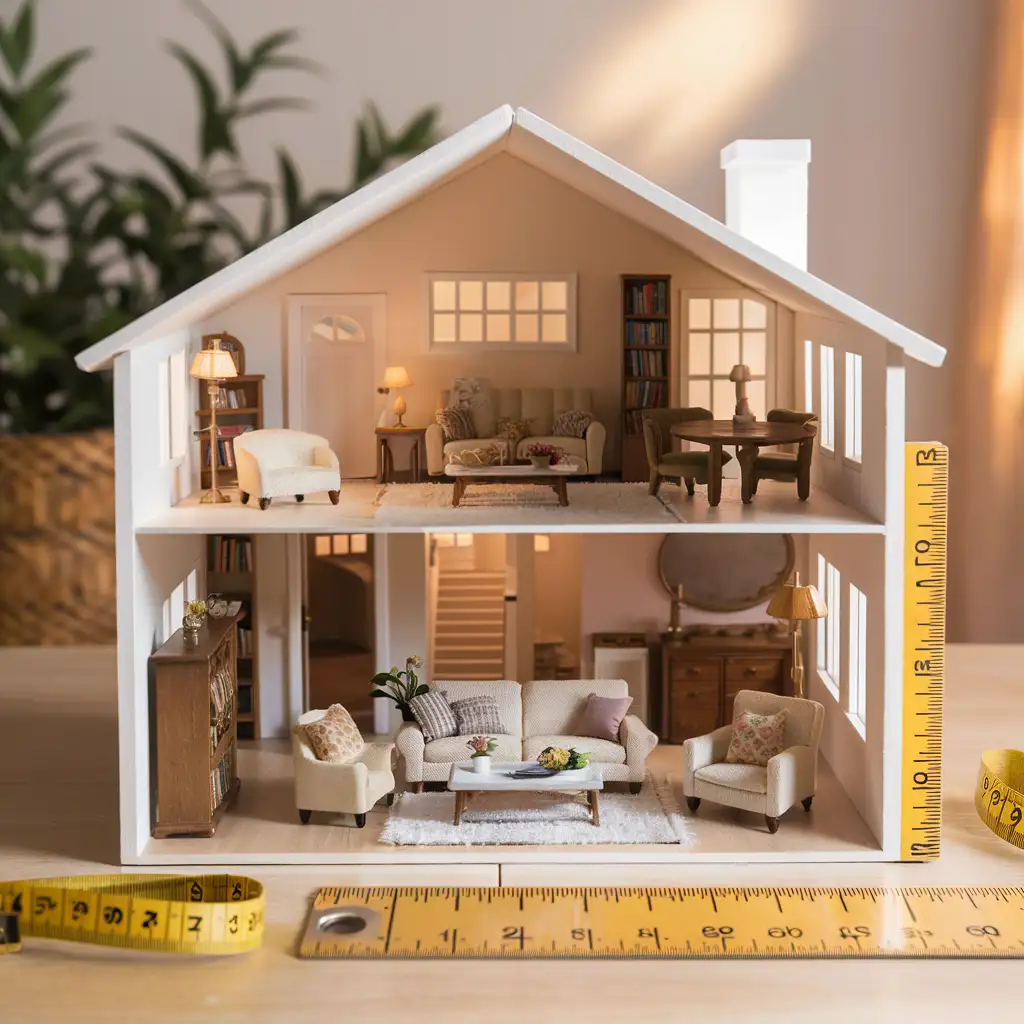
xmin=625 ymin=321 xmax=666 ymax=347
xmin=211 ymin=536 xmax=253 ymax=573
xmin=624 ymin=380 xmax=665 ymax=408
xmin=204 ymin=425 xmax=252 ymax=469
xmin=210 ymin=750 xmax=233 ymax=810
xmin=214 ymin=387 xmax=249 ymax=410
xmin=625 ymin=280 xmax=668 ymax=316
xmin=237 ymin=626 xmax=254 ymax=658
xmin=625 ymin=349 xmax=665 ymax=377
xmin=208 ymin=661 xmax=235 ymax=753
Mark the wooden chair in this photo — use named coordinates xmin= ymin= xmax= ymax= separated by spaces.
xmin=642 ymin=408 xmax=732 ymax=498
xmin=740 ymin=409 xmax=817 ymax=502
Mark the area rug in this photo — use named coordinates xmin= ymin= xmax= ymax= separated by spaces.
xmin=379 ymin=775 xmax=696 ymax=846
xmin=372 ymin=482 xmax=684 ymax=526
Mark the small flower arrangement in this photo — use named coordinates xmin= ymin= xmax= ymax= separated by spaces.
xmin=467 ymin=736 xmax=498 ymax=758
xmin=370 ymin=655 xmax=427 ymax=721
xmin=185 ymin=599 xmax=207 ymax=618
xmin=525 ymin=442 xmax=562 ymax=465
xmin=537 ymin=745 xmax=591 ymax=771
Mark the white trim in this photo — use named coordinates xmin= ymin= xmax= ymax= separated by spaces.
xmin=844 ymin=350 xmax=864 ymax=467
xmin=819 ymin=344 xmax=836 ymax=454
xmin=285 ymin=535 xmax=305 ymax=725
xmin=373 ymin=538 xmax=391 ymax=735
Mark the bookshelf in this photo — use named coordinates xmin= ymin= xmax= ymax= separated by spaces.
xmin=208 ymin=535 xmax=260 ymax=740
xmin=149 ymin=616 xmax=240 ymax=838
xmin=621 ymin=274 xmax=672 ymax=481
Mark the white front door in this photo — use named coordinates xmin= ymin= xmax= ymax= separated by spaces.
xmin=288 ymin=294 xmax=386 ymax=480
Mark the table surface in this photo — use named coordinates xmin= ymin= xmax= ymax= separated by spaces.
xmin=375 ymin=425 xmax=426 ymax=434
xmin=448 ymin=761 xmax=603 ymax=791
xmin=670 ymin=419 xmax=816 ymax=444
xmin=445 ymin=463 xmax=580 ymax=477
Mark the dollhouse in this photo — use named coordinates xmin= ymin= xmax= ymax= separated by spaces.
xmin=75 ymin=106 xmax=945 ymax=870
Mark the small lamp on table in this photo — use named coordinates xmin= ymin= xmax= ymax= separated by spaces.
xmin=766 ymin=572 xmax=827 ymax=699
xmin=378 ymin=366 xmax=413 ymax=427
xmin=190 ymin=336 xmax=239 ymax=504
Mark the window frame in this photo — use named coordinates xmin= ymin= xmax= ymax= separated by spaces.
xmin=847 ymin=581 xmax=867 ymax=736
xmin=427 ymin=272 xmax=577 ymax=352
xmin=816 ymin=553 xmax=841 ymax=698
xmin=844 ymin=350 xmax=863 ymax=467
xmin=819 ymin=344 xmax=836 ymax=454
xmin=803 ymin=339 xmax=814 ymax=413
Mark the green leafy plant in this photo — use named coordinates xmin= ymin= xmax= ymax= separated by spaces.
xmin=0 ymin=0 xmax=442 ymax=435
xmin=370 ymin=655 xmax=427 ymax=718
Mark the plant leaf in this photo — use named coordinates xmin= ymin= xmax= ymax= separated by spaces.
xmin=413 ymin=684 xmax=430 ymax=697
xmin=277 ymin=148 xmax=301 ymax=225
xmin=165 ymin=42 xmax=234 ymax=160
xmin=0 ymin=0 xmax=34 ymax=79
xmin=118 ymin=129 xmax=209 ymax=201
xmin=232 ymin=97 xmax=310 ymax=120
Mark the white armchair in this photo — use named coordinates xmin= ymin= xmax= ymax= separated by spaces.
xmin=292 ymin=710 xmax=395 ymax=827
xmin=234 ymin=428 xmax=341 ymax=509
xmin=682 ymin=690 xmax=824 ymax=833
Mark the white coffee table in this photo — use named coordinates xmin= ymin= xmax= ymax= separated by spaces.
xmin=445 ymin=463 xmax=580 ymax=507
xmin=447 ymin=761 xmax=603 ymax=825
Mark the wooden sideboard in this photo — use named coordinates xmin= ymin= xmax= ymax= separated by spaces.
xmin=657 ymin=627 xmax=793 ymax=744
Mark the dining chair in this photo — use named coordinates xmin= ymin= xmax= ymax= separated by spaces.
xmin=642 ymin=408 xmax=733 ymax=498
xmin=741 ymin=409 xmax=817 ymax=501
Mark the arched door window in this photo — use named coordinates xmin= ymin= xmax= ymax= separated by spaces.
xmin=310 ymin=314 xmax=365 ymax=344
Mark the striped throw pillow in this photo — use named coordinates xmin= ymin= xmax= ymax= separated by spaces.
xmin=450 ymin=695 xmax=505 ymax=736
xmin=436 ymin=406 xmax=476 ymax=442
xmin=409 ymin=690 xmax=458 ymax=742
xmin=552 ymin=410 xmax=593 ymax=438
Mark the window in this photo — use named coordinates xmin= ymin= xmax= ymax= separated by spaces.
xmin=685 ymin=295 xmax=771 ymax=420
xmin=819 ymin=344 xmax=835 ymax=451
xmin=158 ymin=357 xmax=171 ymax=463
xmin=310 ymin=314 xmax=364 ymax=344
xmin=433 ymin=533 xmax=473 ymax=548
xmin=845 ymin=351 xmax=863 ymax=463
xmin=533 ymin=534 xmax=550 ymax=553
xmin=315 ymin=534 xmax=368 ymax=557
xmin=803 ymin=339 xmax=814 ymax=412
xmin=848 ymin=583 xmax=867 ymax=732
xmin=816 ymin=553 xmax=841 ymax=697
xmin=429 ymin=274 xmax=575 ymax=349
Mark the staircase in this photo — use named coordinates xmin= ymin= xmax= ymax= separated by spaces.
xmin=432 ymin=568 xmax=506 ymax=681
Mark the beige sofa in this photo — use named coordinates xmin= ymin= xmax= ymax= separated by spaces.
xmin=395 ymin=679 xmax=658 ymax=791
xmin=425 ymin=387 xmax=606 ymax=476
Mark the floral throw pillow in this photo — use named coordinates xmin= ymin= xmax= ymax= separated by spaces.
xmin=724 ymin=708 xmax=788 ymax=767
xmin=552 ymin=410 xmax=594 ymax=438
xmin=435 ymin=405 xmax=476 ymax=442
xmin=301 ymin=704 xmax=364 ymax=763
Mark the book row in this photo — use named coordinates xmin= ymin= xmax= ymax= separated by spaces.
xmin=624 ymin=281 xmax=668 ymax=316
xmin=211 ymin=536 xmax=253 ymax=573
xmin=624 ymin=379 xmax=666 ymax=409
xmin=624 ymin=320 xmax=667 ymax=346
xmin=624 ymin=349 xmax=666 ymax=377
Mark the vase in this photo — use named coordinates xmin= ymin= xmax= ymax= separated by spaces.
xmin=399 ymin=705 xmax=417 ymax=723
xmin=470 ymin=755 xmax=491 ymax=774
xmin=182 ymin=612 xmax=205 ymax=643
xmin=530 ymin=455 xmax=551 ymax=469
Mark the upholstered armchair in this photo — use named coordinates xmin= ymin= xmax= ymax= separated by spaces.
xmin=682 ymin=690 xmax=825 ymax=833
xmin=292 ymin=710 xmax=395 ymax=827
xmin=642 ymin=408 xmax=733 ymax=497
xmin=234 ymin=428 xmax=341 ymax=509
xmin=738 ymin=409 xmax=817 ymax=502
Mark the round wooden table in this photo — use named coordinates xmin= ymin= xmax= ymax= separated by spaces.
xmin=669 ymin=420 xmax=816 ymax=506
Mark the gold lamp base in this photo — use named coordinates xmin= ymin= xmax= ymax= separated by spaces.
xmin=200 ymin=488 xmax=232 ymax=504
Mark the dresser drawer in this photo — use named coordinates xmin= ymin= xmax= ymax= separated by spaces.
xmin=724 ymin=657 xmax=784 ymax=686
xmin=669 ymin=696 xmax=720 ymax=743
xmin=669 ymin=658 xmax=722 ymax=685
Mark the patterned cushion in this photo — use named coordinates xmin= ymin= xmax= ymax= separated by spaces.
xmin=450 ymin=377 xmax=496 ymax=437
xmin=497 ymin=417 xmax=533 ymax=452
xmin=301 ymin=704 xmax=363 ymax=763
xmin=725 ymin=708 xmax=788 ymax=766
xmin=409 ymin=690 xmax=458 ymax=743
xmin=552 ymin=410 xmax=594 ymax=438
xmin=447 ymin=444 xmax=504 ymax=467
xmin=449 ymin=695 xmax=505 ymax=736
xmin=435 ymin=406 xmax=476 ymax=442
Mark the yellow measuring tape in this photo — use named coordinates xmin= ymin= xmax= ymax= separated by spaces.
xmin=976 ymin=750 xmax=1024 ymax=850
xmin=0 ymin=874 xmax=264 ymax=955
xmin=301 ymin=886 xmax=1024 ymax=958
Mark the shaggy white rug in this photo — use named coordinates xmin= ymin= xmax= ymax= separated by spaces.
xmin=379 ymin=775 xmax=696 ymax=847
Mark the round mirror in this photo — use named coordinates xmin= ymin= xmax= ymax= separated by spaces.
xmin=659 ymin=534 xmax=795 ymax=612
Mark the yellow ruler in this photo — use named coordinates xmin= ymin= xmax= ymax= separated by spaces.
xmin=976 ymin=749 xmax=1024 ymax=850
xmin=901 ymin=443 xmax=947 ymax=860
xmin=0 ymin=874 xmax=264 ymax=955
xmin=300 ymin=886 xmax=1024 ymax=958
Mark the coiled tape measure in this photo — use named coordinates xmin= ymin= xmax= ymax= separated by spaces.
xmin=0 ymin=874 xmax=264 ymax=955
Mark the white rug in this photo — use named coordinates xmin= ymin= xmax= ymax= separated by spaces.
xmin=379 ymin=775 xmax=695 ymax=847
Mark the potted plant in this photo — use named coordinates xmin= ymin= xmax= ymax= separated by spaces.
xmin=466 ymin=736 xmax=498 ymax=773
xmin=370 ymin=655 xmax=427 ymax=722
xmin=182 ymin=599 xmax=208 ymax=641
xmin=526 ymin=442 xmax=561 ymax=469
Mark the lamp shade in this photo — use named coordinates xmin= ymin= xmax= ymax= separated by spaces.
xmin=380 ymin=365 xmax=412 ymax=389
xmin=189 ymin=347 xmax=238 ymax=381
xmin=767 ymin=573 xmax=827 ymax=621
xmin=728 ymin=363 xmax=752 ymax=383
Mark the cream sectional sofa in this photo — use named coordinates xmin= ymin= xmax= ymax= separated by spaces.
xmin=395 ymin=679 xmax=658 ymax=792
xmin=425 ymin=387 xmax=606 ymax=476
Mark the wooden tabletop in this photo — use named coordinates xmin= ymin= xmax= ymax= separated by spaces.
xmin=374 ymin=425 xmax=426 ymax=435
xmin=670 ymin=419 xmax=816 ymax=445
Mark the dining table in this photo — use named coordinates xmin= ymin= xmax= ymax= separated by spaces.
xmin=669 ymin=419 xmax=817 ymax=507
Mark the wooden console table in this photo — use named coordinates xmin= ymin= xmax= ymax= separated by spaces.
xmin=376 ymin=426 xmax=427 ymax=483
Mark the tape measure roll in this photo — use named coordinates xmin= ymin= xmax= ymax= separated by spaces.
xmin=0 ymin=874 xmax=264 ymax=955
xmin=976 ymin=750 xmax=1024 ymax=851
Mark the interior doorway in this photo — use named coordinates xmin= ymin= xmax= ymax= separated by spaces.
xmin=304 ymin=533 xmax=376 ymax=732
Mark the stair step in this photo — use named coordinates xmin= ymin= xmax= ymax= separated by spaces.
xmin=440 ymin=571 xmax=505 ymax=579
xmin=435 ymin=645 xmax=505 ymax=655
xmin=433 ymin=673 xmax=504 ymax=681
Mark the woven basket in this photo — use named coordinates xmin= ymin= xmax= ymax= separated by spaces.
xmin=0 ymin=429 xmax=116 ymax=645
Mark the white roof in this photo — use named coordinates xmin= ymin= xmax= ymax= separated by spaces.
xmin=77 ymin=105 xmax=945 ymax=371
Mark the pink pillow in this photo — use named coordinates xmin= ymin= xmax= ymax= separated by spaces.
xmin=575 ymin=693 xmax=633 ymax=742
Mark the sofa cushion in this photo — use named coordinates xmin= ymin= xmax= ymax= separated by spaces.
xmin=523 ymin=734 xmax=626 ymax=765
xmin=449 ymin=377 xmax=496 ymax=437
xmin=694 ymin=762 xmax=768 ymax=794
xmin=431 ymin=680 xmax=523 ymax=737
xmin=423 ymin=734 xmax=521 ymax=763
xmin=262 ymin=465 xmax=339 ymax=495
xmin=575 ymin=693 xmax=634 ymax=742
xmin=552 ymin=410 xmax=594 ymax=438
xmin=450 ymin=695 xmax=506 ymax=735
xmin=436 ymin=406 xmax=476 ymax=442
xmin=522 ymin=679 xmax=629 ymax=737
xmin=409 ymin=690 xmax=458 ymax=743
xmin=447 ymin=445 xmax=504 ymax=467
xmin=725 ymin=708 xmax=788 ymax=766
xmin=300 ymin=705 xmax=363 ymax=763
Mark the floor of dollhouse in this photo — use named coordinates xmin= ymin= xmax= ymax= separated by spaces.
xmin=138 ymin=478 xmax=884 ymax=534
xmin=139 ymin=741 xmax=882 ymax=866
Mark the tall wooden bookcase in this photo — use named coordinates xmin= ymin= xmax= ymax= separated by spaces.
xmin=207 ymin=535 xmax=260 ymax=740
xmin=621 ymin=274 xmax=672 ymax=482
xmin=149 ymin=616 xmax=240 ymax=838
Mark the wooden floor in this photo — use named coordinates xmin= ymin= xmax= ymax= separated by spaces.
xmin=3 ymin=644 xmax=1024 ymax=1020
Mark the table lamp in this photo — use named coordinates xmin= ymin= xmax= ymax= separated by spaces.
xmin=378 ymin=366 xmax=412 ymax=426
xmin=729 ymin=363 xmax=755 ymax=424
xmin=190 ymin=336 xmax=238 ymax=504
xmin=766 ymin=572 xmax=827 ymax=699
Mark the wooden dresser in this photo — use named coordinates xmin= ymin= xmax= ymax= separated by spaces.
xmin=657 ymin=627 xmax=793 ymax=744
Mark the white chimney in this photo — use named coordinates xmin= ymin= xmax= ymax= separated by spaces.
xmin=720 ymin=139 xmax=812 ymax=270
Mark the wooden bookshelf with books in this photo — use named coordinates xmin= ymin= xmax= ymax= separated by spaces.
xmin=149 ymin=615 xmax=240 ymax=838
xmin=208 ymin=534 xmax=260 ymax=740
xmin=621 ymin=274 xmax=671 ymax=481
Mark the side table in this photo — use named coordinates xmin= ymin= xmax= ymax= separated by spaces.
xmin=375 ymin=426 xmax=427 ymax=483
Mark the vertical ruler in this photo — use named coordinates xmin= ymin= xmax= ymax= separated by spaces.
xmin=901 ymin=443 xmax=948 ymax=860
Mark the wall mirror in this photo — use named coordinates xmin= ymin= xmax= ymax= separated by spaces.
xmin=658 ymin=534 xmax=795 ymax=612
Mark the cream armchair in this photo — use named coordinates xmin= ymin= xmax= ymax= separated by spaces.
xmin=682 ymin=690 xmax=824 ymax=833
xmin=292 ymin=710 xmax=395 ymax=827
xmin=234 ymin=428 xmax=341 ymax=509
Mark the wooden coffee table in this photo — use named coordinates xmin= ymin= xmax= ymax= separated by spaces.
xmin=447 ymin=761 xmax=603 ymax=825
xmin=445 ymin=463 xmax=580 ymax=507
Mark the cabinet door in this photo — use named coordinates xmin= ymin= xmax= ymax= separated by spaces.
xmin=667 ymin=657 xmax=721 ymax=743
xmin=724 ymin=656 xmax=785 ymax=723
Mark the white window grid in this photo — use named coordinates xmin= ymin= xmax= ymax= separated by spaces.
xmin=848 ymin=582 xmax=867 ymax=733
xmin=816 ymin=553 xmax=841 ymax=698
xmin=803 ymin=339 xmax=814 ymax=413
xmin=845 ymin=351 xmax=863 ymax=464
xmin=314 ymin=534 xmax=369 ymax=557
xmin=819 ymin=344 xmax=836 ymax=452
xmin=428 ymin=273 xmax=576 ymax=350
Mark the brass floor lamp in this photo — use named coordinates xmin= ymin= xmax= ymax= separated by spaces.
xmin=766 ymin=572 xmax=827 ymax=699
xmin=190 ymin=337 xmax=239 ymax=504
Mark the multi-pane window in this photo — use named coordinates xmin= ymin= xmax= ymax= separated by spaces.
xmin=685 ymin=295 xmax=771 ymax=420
xmin=816 ymin=553 xmax=841 ymax=697
xmin=429 ymin=274 xmax=575 ymax=349
xmin=314 ymin=534 xmax=369 ymax=557
xmin=845 ymin=351 xmax=863 ymax=463
xmin=803 ymin=339 xmax=814 ymax=412
xmin=819 ymin=344 xmax=835 ymax=451
xmin=433 ymin=533 xmax=473 ymax=548
xmin=848 ymin=582 xmax=867 ymax=732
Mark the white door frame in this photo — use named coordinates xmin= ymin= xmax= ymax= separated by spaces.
xmin=285 ymin=293 xmax=387 ymax=432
